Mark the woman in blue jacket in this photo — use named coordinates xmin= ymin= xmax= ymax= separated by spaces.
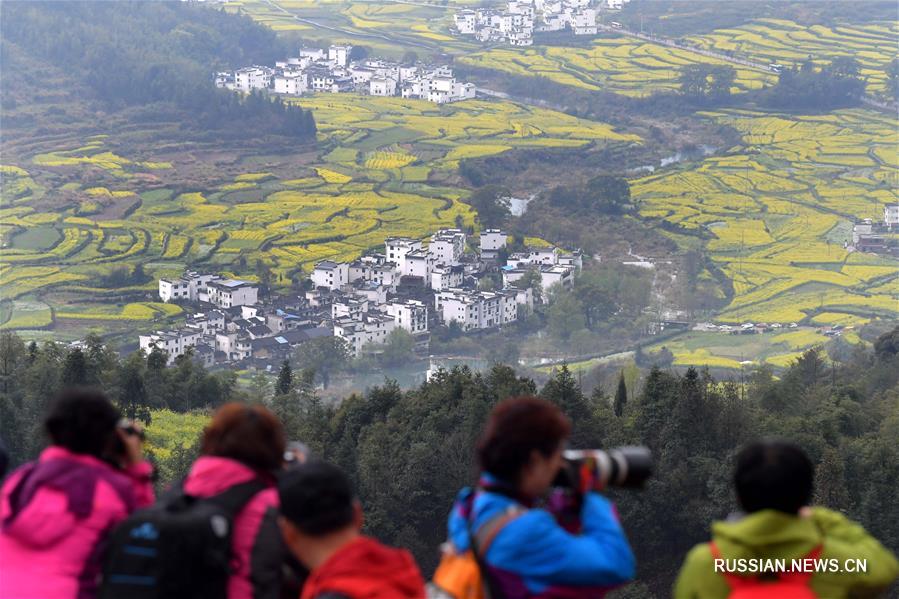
xmin=446 ymin=396 xmax=635 ymax=598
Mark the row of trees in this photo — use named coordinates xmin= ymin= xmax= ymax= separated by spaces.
xmin=266 ymin=328 xmax=899 ymax=596
xmin=1 ymin=1 xmax=316 ymax=139
xmin=545 ymin=175 xmax=635 ymax=215
xmin=761 ymin=57 xmax=867 ymax=110
xmin=678 ymin=64 xmax=736 ymax=103
xmin=1 ymin=327 xmax=897 ymax=595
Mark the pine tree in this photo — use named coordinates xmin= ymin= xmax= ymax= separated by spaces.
xmin=276 ymin=360 xmax=293 ymax=396
xmin=614 ymin=371 xmax=628 ymax=417
xmin=61 ymin=348 xmax=88 ymax=386
xmin=117 ymin=351 xmax=151 ymax=424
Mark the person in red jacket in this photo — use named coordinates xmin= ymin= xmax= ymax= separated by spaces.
xmin=277 ymin=460 xmax=426 ymax=599
xmin=0 ymin=388 xmax=154 ymax=599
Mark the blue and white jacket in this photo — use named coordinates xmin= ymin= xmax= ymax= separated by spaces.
xmin=446 ymin=474 xmax=635 ymax=598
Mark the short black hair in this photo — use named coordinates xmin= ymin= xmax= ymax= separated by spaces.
xmin=734 ymin=440 xmax=814 ymax=515
xmin=278 ymin=461 xmax=355 ymax=536
xmin=45 ymin=387 xmax=121 ymax=458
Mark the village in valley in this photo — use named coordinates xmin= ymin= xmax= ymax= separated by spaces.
xmin=452 ymin=0 xmax=629 ymax=46
xmin=215 ymin=44 xmax=476 ymax=104
xmin=140 ymin=229 xmax=582 ymax=370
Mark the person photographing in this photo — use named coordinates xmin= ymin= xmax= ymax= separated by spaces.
xmin=435 ymin=396 xmax=638 ymax=598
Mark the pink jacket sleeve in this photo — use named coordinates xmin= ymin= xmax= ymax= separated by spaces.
xmin=123 ymin=461 xmax=155 ymax=508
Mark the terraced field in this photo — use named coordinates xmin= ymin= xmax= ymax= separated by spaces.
xmin=460 ymin=19 xmax=896 ymax=98
xmin=0 ymin=96 xmax=636 ymax=334
xmin=460 ymin=39 xmax=776 ymax=97
xmin=686 ymin=19 xmax=899 ymax=96
xmin=644 ymin=328 xmax=844 ymax=371
xmin=223 ymin=0 xmax=476 ymax=55
xmin=634 ymin=108 xmax=898 ymax=326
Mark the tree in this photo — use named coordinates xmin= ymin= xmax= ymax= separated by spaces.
xmin=255 ymin=259 xmax=274 ymax=299
xmin=614 ymin=371 xmax=628 ymax=417
xmin=276 ymin=360 xmax=293 ymax=396
xmin=678 ymin=64 xmax=735 ymax=102
xmin=248 ymin=371 xmax=273 ymax=402
xmin=678 ymin=64 xmax=708 ymax=97
xmin=574 ymin=273 xmax=617 ymax=330
xmin=708 ymin=65 xmax=736 ymax=100
xmin=585 ymin=175 xmax=631 ymax=214
xmin=378 ymin=329 xmax=415 ymax=368
xmin=117 ymin=352 xmax=151 ymax=424
xmin=402 ymin=50 xmax=419 ymax=65
xmin=514 ymin=266 xmax=543 ymax=303
xmin=829 ymin=56 xmax=860 ymax=79
xmin=294 ymin=337 xmax=351 ymax=389
xmin=887 ymin=58 xmax=899 ymax=101
xmin=61 ymin=348 xmax=88 ymax=386
xmin=349 ymin=45 xmax=370 ymax=61
xmin=467 ymin=185 xmax=510 ymax=228
xmin=547 ymin=289 xmax=585 ymax=340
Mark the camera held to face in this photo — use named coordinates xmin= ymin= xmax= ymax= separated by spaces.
xmin=554 ymin=446 xmax=653 ymax=493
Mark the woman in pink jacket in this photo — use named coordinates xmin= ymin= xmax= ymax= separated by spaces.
xmin=0 ymin=388 xmax=154 ymax=599
xmin=183 ymin=402 xmax=293 ymax=599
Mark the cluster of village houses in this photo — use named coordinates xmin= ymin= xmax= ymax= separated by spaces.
xmin=849 ymin=205 xmax=899 ymax=256
xmin=452 ymin=0 xmax=629 ymax=45
xmin=215 ymin=45 xmax=476 ymax=104
xmin=140 ymin=229 xmax=582 ymax=368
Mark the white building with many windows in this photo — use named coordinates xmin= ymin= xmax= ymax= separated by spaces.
xmin=885 ymin=204 xmax=899 ymax=229
xmin=273 ymin=74 xmax=307 ymax=95
xmin=429 ymin=228 xmax=467 ymax=266
xmin=207 ymin=280 xmax=259 ymax=309
xmin=384 ymin=299 xmax=429 ymax=335
xmin=480 ymin=229 xmax=508 ymax=252
xmin=312 ymin=260 xmax=350 ymax=290
xmin=139 ymin=329 xmax=205 ymax=365
xmin=334 ymin=313 xmax=396 ymax=356
xmin=435 ymin=289 xmax=517 ymax=331
xmin=159 ymin=272 xmax=222 ymax=303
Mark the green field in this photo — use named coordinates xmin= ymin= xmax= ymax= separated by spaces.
xmin=686 ymin=19 xmax=899 ymax=96
xmin=0 ymin=95 xmax=635 ymax=334
xmin=460 ymin=38 xmax=776 ymax=97
xmin=644 ymin=328 xmax=849 ymax=371
xmin=459 ymin=19 xmax=896 ymax=98
xmin=634 ymin=108 xmax=898 ymax=325
xmin=223 ymin=0 xmax=476 ymax=56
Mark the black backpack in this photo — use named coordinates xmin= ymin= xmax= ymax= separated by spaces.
xmin=99 ymin=479 xmax=267 ymax=599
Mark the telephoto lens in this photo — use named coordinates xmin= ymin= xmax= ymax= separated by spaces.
xmin=557 ymin=446 xmax=653 ymax=491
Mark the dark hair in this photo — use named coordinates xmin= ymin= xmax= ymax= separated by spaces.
xmin=45 ymin=387 xmax=121 ymax=458
xmin=477 ymin=396 xmax=571 ymax=483
xmin=278 ymin=461 xmax=355 ymax=536
xmin=735 ymin=440 xmax=814 ymax=515
xmin=201 ymin=403 xmax=286 ymax=472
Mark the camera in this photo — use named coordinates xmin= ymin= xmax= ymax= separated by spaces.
xmin=554 ymin=446 xmax=653 ymax=491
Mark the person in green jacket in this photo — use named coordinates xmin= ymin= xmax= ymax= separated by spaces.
xmin=675 ymin=440 xmax=899 ymax=598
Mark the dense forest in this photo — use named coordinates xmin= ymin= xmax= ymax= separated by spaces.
xmin=1 ymin=327 xmax=897 ymax=596
xmin=0 ymin=1 xmax=315 ymax=139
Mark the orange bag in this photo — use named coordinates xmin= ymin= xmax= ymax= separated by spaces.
xmin=431 ymin=507 xmax=523 ymax=599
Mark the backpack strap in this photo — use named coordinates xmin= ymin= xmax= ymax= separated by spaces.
xmin=468 ymin=504 xmax=525 ymax=599
xmin=473 ymin=506 xmax=525 ymax=557
xmin=203 ymin=480 xmax=269 ymax=519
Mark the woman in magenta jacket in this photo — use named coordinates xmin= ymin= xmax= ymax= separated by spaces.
xmin=0 ymin=389 xmax=155 ymax=599
xmin=182 ymin=402 xmax=292 ymax=599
